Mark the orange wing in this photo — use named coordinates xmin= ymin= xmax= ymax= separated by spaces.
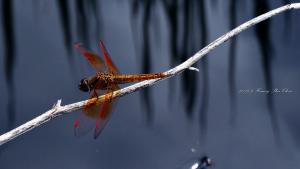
xmin=74 ymin=90 xmax=103 ymax=137
xmin=74 ymin=43 xmax=106 ymax=72
xmin=93 ymin=41 xmax=121 ymax=138
xmin=93 ymin=84 xmax=120 ymax=139
xmin=99 ymin=41 xmax=119 ymax=74
xmin=74 ymin=41 xmax=121 ymax=139
xmin=74 ymin=82 xmax=120 ymax=139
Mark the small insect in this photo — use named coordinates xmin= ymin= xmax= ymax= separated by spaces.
xmin=74 ymin=41 xmax=169 ymax=139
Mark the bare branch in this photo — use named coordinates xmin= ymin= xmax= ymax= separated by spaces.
xmin=1 ymin=3 xmax=300 ymax=146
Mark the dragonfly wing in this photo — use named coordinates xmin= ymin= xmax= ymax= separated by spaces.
xmin=74 ymin=83 xmax=120 ymax=138
xmin=93 ymin=99 xmax=113 ymax=139
xmin=74 ymin=43 xmax=106 ymax=72
xmin=74 ymin=89 xmax=104 ymax=137
xmin=99 ymin=41 xmax=120 ymax=74
xmin=94 ymin=84 xmax=120 ymax=139
xmin=74 ymin=111 xmax=95 ymax=137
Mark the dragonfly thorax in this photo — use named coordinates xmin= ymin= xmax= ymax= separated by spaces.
xmin=79 ymin=73 xmax=112 ymax=92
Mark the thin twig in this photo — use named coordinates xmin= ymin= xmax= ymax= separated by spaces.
xmin=1 ymin=3 xmax=300 ymax=146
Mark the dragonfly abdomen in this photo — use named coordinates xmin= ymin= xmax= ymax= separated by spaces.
xmin=112 ymin=73 xmax=168 ymax=84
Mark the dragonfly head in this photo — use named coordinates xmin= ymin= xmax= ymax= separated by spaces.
xmin=79 ymin=78 xmax=90 ymax=92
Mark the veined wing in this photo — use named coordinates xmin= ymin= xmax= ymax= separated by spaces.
xmin=74 ymin=89 xmax=104 ymax=137
xmin=92 ymin=41 xmax=121 ymax=138
xmin=94 ymin=83 xmax=120 ymax=139
xmin=74 ymin=82 xmax=120 ymax=139
xmin=99 ymin=41 xmax=119 ymax=74
xmin=74 ymin=43 xmax=106 ymax=72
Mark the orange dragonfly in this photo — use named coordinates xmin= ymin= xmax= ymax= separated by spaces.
xmin=74 ymin=41 xmax=169 ymax=139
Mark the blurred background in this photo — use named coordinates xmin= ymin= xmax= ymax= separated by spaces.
xmin=1 ymin=0 xmax=300 ymax=169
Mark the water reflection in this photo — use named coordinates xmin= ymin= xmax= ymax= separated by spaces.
xmin=0 ymin=0 xmax=285 ymax=145
xmin=56 ymin=0 xmax=72 ymax=56
xmin=197 ymin=0 xmax=209 ymax=140
xmin=1 ymin=0 xmax=299 ymax=168
xmin=1 ymin=0 xmax=16 ymax=130
xmin=130 ymin=0 xmax=155 ymax=124
xmin=228 ymin=0 xmax=238 ymax=124
xmin=253 ymin=0 xmax=279 ymax=140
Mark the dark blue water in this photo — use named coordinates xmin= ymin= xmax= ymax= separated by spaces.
xmin=1 ymin=1 xmax=300 ymax=169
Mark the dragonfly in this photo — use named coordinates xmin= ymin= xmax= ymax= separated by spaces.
xmin=74 ymin=41 xmax=169 ymax=139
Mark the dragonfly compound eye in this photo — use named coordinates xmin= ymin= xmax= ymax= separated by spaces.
xmin=79 ymin=78 xmax=89 ymax=92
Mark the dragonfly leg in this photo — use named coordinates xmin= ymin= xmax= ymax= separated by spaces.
xmin=87 ymin=90 xmax=99 ymax=106
xmin=92 ymin=90 xmax=99 ymax=99
xmin=106 ymin=88 xmax=113 ymax=103
xmin=105 ymin=83 xmax=114 ymax=103
xmin=109 ymin=90 xmax=114 ymax=103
